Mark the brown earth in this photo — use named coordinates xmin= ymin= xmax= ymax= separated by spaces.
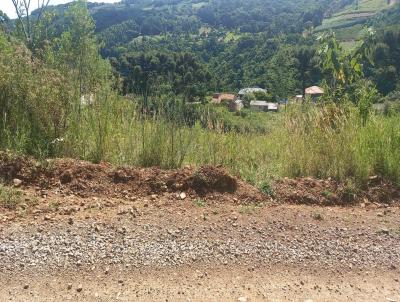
xmin=0 ymin=153 xmax=265 ymax=207
xmin=1 ymin=152 xmax=399 ymax=214
xmin=1 ymin=153 xmax=400 ymax=301
xmin=275 ymin=176 xmax=400 ymax=206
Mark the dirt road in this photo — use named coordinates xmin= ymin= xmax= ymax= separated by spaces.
xmin=1 ymin=200 xmax=399 ymax=301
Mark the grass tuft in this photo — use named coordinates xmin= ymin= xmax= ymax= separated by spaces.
xmin=0 ymin=185 xmax=23 ymax=210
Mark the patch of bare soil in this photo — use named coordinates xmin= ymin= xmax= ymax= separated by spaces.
xmin=1 ymin=152 xmax=399 ymax=212
xmin=0 ymin=152 xmax=264 ymax=205
xmin=274 ymin=176 xmax=400 ymax=206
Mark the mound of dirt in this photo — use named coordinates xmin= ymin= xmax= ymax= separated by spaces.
xmin=1 ymin=152 xmax=399 ymax=206
xmin=274 ymin=177 xmax=400 ymax=205
xmin=0 ymin=152 xmax=265 ymax=204
xmin=0 ymin=153 xmax=44 ymax=183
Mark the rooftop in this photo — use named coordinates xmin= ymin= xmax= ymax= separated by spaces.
xmin=213 ymin=93 xmax=236 ymax=101
xmin=305 ymin=86 xmax=324 ymax=95
xmin=250 ymin=100 xmax=269 ymax=106
xmin=238 ymin=87 xmax=267 ymax=95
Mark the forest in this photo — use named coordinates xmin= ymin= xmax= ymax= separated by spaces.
xmin=1 ymin=0 xmax=400 ymax=190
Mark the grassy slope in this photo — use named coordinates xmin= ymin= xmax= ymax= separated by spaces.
xmin=316 ymin=0 xmax=396 ymax=49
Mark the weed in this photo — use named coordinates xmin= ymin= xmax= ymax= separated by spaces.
xmin=49 ymin=201 xmax=61 ymax=212
xmin=193 ymin=198 xmax=206 ymax=207
xmin=322 ymin=190 xmax=334 ymax=198
xmin=239 ymin=203 xmax=261 ymax=215
xmin=341 ymin=179 xmax=359 ymax=202
xmin=0 ymin=185 xmax=23 ymax=210
xmin=312 ymin=212 xmax=324 ymax=221
xmin=259 ymin=181 xmax=275 ymax=197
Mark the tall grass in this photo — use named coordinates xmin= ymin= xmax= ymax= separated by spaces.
xmin=279 ymin=102 xmax=400 ymax=185
xmin=54 ymin=96 xmax=400 ymax=187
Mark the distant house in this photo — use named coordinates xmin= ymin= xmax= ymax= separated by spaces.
xmin=293 ymin=95 xmax=304 ymax=102
xmin=238 ymin=88 xmax=267 ymax=98
xmin=211 ymin=93 xmax=236 ymax=104
xmin=229 ymin=99 xmax=244 ymax=112
xmin=305 ymin=86 xmax=324 ymax=100
xmin=250 ymin=101 xmax=279 ymax=112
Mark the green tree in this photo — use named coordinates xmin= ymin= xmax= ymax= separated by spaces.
xmin=294 ymin=46 xmax=320 ymax=96
xmin=11 ymin=0 xmax=50 ymax=51
xmin=49 ymin=0 xmax=110 ymax=104
xmin=318 ymin=32 xmax=363 ymax=92
xmin=0 ymin=10 xmax=9 ymax=31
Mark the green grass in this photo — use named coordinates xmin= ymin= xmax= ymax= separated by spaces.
xmin=315 ymin=0 xmax=394 ymax=37
xmin=58 ymin=97 xmax=400 ymax=188
xmin=339 ymin=0 xmax=393 ymax=13
xmin=334 ymin=24 xmax=367 ymax=41
xmin=193 ymin=198 xmax=207 ymax=207
xmin=0 ymin=185 xmax=23 ymax=210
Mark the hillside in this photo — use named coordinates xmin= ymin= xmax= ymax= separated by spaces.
xmin=315 ymin=0 xmax=398 ymax=48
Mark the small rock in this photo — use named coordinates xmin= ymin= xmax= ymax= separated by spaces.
xmin=380 ymin=228 xmax=390 ymax=235
xmin=68 ymin=217 xmax=74 ymax=225
xmin=117 ymin=209 xmax=127 ymax=215
xmin=67 ymin=283 xmax=72 ymax=290
xmin=118 ymin=279 xmax=124 ymax=284
xmin=23 ymin=284 xmax=29 ymax=290
xmin=105 ymin=267 xmax=110 ymax=275
xmin=76 ymin=284 xmax=83 ymax=292
xmin=238 ymin=297 xmax=247 ymax=302
xmin=377 ymin=212 xmax=384 ymax=217
xmin=44 ymin=215 xmax=51 ymax=221
xmin=13 ymin=179 xmax=22 ymax=187
xmin=179 ymin=192 xmax=187 ymax=200
xmin=150 ymin=194 xmax=157 ymax=201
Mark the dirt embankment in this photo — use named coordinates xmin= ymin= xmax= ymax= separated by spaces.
xmin=275 ymin=176 xmax=400 ymax=206
xmin=0 ymin=152 xmax=264 ymax=205
xmin=0 ymin=152 xmax=399 ymax=210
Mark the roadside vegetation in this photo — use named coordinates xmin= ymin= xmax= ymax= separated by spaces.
xmin=0 ymin=185 xmax=23 ymax=210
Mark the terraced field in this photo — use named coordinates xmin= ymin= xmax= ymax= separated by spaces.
xmin=315 ymin=0 xmax=397 ymax=49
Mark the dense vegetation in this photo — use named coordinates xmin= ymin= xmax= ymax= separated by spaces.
xmin=85 ymin=0 xmax=400 ymax=98
xmin=1 ymin=0 xmax=400 ymax=191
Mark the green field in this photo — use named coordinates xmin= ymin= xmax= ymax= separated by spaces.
xmin=315 ymin=0 xmax=396 ymax=49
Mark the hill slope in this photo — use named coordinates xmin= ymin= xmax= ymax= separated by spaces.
xmin=315 ymin=0 xmax=398 ymax=48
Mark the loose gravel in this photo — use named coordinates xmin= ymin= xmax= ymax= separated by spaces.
xmin=1 ymin=213 xmax=399 ymax=275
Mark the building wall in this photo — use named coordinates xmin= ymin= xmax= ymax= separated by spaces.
xmin=250 ymin=105 xmax=268 ymax=112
